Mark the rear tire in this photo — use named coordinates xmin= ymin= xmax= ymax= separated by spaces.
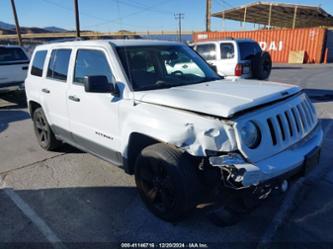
xmin=252 ymin=51 xmax=272 ymax=80
xmin=134 ymin=143 xmax=200 ymax=222
xmin=32 ymin=107 xmax=61 ymax=151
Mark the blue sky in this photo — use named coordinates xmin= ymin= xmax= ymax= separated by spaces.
xmin=1 ymin=0 xmax=333 ymax=32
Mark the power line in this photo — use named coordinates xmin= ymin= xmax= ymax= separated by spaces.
xmin=110 ymin=0 xmax=173 ymax=15
xmin=216 ymin=0 xmax=234 ymax=9
xmin=39 ymin=0 xmax=174 ymax=30
xmin=85 ymin=0 xmax=175 ymax=29
xmin=40 ymin=0 xmax=171 ymax=28
xmin=174 ymin=13 xmax=184 ymax=42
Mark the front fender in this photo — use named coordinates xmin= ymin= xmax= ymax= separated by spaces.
xmin=120 ymin=102 xmax=237 ymax=157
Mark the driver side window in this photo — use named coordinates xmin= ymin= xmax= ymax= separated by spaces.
xmin=74 ymin=49 xmax=115 ymax=84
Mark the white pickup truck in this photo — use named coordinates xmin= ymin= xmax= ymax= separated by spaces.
xmin=25 ymin=40 xmax=322 ymax=221
xmin=0 ymin=45 xmax=29 ymax=92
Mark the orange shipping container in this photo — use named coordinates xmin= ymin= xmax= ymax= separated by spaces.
xmin=193 ymin=27 xmax=327 ymax=64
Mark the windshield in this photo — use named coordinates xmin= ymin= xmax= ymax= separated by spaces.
xmin=116 ymin=45 xmax=220 ymax=91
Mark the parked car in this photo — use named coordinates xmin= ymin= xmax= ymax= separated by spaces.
xmin=25 ymin=40 xmax=322 ymax=221
xmin=0 ymin=45 xmax=30 ymax=92
xmin=191 ymin=39 xmax=272 ymax=80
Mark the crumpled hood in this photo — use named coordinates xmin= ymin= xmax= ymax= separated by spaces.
xmin=134 ymin=79 xmax=301 ymax=118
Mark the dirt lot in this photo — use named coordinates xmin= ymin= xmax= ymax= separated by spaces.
xmin=1 ymin=64 xmax=333 ymax=249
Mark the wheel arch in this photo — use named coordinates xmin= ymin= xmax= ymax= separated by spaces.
xmin=28 ymin=100 xmax=41 ymax=117
xmin=124 ymin=132 xmax=163 ymax=174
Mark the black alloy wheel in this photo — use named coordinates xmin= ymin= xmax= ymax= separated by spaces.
xmin=32 ymin=108 xmax=61 ymax=151
xmin=135 ymin=143 xmax=200 ymax=222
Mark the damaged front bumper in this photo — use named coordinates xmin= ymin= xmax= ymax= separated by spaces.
xmin=209 ymin=124 xmax=323 ymax=189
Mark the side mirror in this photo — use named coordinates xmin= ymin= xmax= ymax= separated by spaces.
xmin=84 ymin=75 xmax=119 ymax=96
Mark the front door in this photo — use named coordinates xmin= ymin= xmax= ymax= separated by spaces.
xmin=67 ymin=48 xmax=121 ymax=164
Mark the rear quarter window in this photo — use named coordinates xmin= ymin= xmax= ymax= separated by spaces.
xmin=47 ymin=49 xmax=72 ymax=81
xmin=31 ymin=50 xmax=47 ymax=77
xmin=0 ymin=47 xmax=28 ymax=64
xmin=220 ymin=43 xmax=235 ymax=59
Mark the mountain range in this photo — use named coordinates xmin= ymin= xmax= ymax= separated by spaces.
xmin=0 ymin=21 xmax=67 ymax=33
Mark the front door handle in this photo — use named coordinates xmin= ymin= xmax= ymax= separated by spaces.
xmin=41 ymin=88 xmax=50 ymax=94
xmin=68 ymin=95 xmax=80 ymax=102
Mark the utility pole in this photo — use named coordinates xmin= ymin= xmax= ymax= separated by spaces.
xmin=10 ymin=0 xmax=22 ymax=46
xmin=174 ymin=13 xmax=184 ymax=42
xmin=206 ymin=0 xmax=211 ymax=32
xmin=74 ymin=0 xmax=80 ymax=38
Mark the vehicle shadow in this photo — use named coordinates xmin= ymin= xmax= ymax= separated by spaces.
xmin=54 ymin=143 xmax=85 ymax=154
xmin=0 ymin=91 xmax=27 ymax=109
xmin=272 ymin=66 xmax=303 ymax=70
xmin=0 ymin=110 xmax=30 ymax=133
xmin=0 ymin=185 xmax=283 ymax=246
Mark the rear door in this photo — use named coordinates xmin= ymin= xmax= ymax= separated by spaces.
xmin=0 ymin=47 xmax=29 ymax=87
xmin=42 ymin=48 xmax=72 ymax=138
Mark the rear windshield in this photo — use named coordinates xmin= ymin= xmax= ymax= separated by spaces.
xmin=238 ymin=42 xmax=262 ymax=60
xmin=0 ymin=47 xmax=29 ymax=64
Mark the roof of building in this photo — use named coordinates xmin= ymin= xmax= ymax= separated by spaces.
xmin=212 ymin=1 xmax=333 ymax=28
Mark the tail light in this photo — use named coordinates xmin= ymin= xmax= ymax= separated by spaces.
xmin=235 ymin=63 xmax=243 ymax=76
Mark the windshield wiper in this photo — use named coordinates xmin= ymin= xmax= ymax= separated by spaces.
xmin=135 ymin=81 xmax=181 ymax=91
xmin=195 ymin=77 xmax=222 ymax=84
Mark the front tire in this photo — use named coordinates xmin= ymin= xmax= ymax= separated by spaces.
xmin=32 ymin=107 xmax=61 ymax=151
xmin=135 ymin=143 xmax=200 ymax=222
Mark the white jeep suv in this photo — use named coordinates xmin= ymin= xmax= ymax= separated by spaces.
xmin=25 ymin=40 xmax=322 ymax=221
xmin=0 ymin=45 xmax=30 ymax=92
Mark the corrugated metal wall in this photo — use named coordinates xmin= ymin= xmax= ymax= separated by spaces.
xmin=326 ymin=28 xmax=333 ymax=63
xmin=193 ymin=28 xmax=327 ymax=63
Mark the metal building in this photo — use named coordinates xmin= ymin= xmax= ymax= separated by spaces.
xmin=196 ymin=2 xmax=333 ymax=63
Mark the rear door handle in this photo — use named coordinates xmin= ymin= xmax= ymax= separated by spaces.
xmin=68 ymin=95 xmax=80 ymax=102
xmin=22 ymin=66 xmax=28 ymax=70
xmin=42 ymin=88 xmax=50 ymax=94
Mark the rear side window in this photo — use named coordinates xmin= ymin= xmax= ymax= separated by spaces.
xmin=220 ymin=43 xmax=235 ymax=59
xmin=196 ymin=44 xmax=216 ymax=60
xmin=74 ymin=49 xmax=114 ymax=84
xmin=31 ymin=50 xmax=47 ymax=77
xmin=238 ymin=42 xmax=262 ymax=60
xmin=47 ymin=49 xmax=72 ymax=81
xmin=0 ymin=47 xmax=28 ymax=64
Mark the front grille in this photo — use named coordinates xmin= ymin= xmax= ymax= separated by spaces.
xmin=265 ymin=96 xmax=316 ymax=146
xmin=235 ymin=93 xmax=319 ymax=163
